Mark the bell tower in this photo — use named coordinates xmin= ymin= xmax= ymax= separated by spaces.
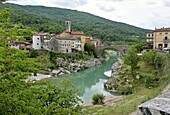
xmin=65 ymin=18 xmax=71 ymax=33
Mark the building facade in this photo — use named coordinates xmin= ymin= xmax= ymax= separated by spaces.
xmin=146 ymin=28 xmax=170 ymax=49
xmin=32 ymin=33 xmax=47 ymax=49
xmin=8 ymin=40 xmax=32 ymax=53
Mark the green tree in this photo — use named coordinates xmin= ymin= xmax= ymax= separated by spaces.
xmin=124 ymin=47 xmax=140 ymax=78
xmin=0 ymin=7 xmax=82 ymax=114
xmin=84 ymin=43 xmax=96 ymax=57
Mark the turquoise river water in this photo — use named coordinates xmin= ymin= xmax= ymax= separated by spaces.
xmin=50 ymin=56 xmax=117 ymax=102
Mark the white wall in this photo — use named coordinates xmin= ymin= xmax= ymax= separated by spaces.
xmin=10 ymin=44 xmax=19 ymax=49
xmin=33 ymin=35 xmax=41 ymax=49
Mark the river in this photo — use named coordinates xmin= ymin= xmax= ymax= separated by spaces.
xmin=49 ymin=56 xmax=117 ymax=103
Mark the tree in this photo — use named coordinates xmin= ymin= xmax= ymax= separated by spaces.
xmin=0 ymin=7 xmax=82 ymax=114
xmin=92 ymin=94 xmax=105 ymax=105
xmin=124 ymin=47 xmax=140 ymax=78
xmin=84 ymin=43 xmax=97 ymax=57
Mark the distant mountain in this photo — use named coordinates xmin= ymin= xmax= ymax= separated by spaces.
xmin=1 ymin=3 xmax=148 ymax=42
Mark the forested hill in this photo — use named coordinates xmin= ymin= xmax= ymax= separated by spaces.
xmin=1 ymin=3 xmax=148 ymax=42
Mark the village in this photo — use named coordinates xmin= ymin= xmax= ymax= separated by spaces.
xmin=8 ymin=19 xmax=103 ymax=53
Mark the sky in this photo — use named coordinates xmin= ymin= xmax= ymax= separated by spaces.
xmin=6 ymin=0 xmax=170 ymax=29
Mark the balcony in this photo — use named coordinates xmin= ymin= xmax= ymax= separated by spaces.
xmin=163 ymin=39 xmax=169 ymax=44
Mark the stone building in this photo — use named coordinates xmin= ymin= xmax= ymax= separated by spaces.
xmin=8 ymin=40 xmax=32 ymax=53
xmin=146 ymin=28 xmax=170 ymax=49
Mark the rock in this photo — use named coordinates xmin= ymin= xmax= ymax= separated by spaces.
xmin=51 ymin=70 xmax=61 ymax=76
xmin=56 ymin=57 xmax=64 ymax=66
xmin=58 ymin=72 xmax=64 ymax=76
xmin=84 ymin=60 xmax=96 ymax=68
xmin=63 ymin=70 xmax=71 ymax=74
xmin=105 ymin=50 xmax=118 ymax=57
xmin=26 ymin=73 xmax=52 ymax=82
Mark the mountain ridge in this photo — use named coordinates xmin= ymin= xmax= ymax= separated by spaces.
xmin=1 ymin=3 xmax=149 ymax=42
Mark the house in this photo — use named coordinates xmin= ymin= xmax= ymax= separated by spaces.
xmin=146 ymin=27 xmax=170 ymax=49
xmin=57 ymin=37 xmax=72 ymax=53
xmin=32 ymin=33 xmax=49 ymax=49
xmin=71 ymin=38 xmax=81 ymax=51
xmin=90 ymin=38 xmax=104 ymax=47
xmin=50 ymin=37 xmax=82 ymax=53
xmin=8 ymin=40 xmax=32 ymax=53
xmin=32 ymin=18 xmax=104 ymax=53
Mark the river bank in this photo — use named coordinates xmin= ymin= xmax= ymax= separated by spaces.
xmin=26 ymin=50 xmax=118 ymax=82
xmin=104 ymin=58 xmax=124 ymax=92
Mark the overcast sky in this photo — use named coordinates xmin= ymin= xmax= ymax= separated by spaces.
xmin=6 ymin=0 xmax=170 ymax=29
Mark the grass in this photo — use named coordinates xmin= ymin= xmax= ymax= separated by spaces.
xmin=83 ymin=84 xmax=166 ymax=115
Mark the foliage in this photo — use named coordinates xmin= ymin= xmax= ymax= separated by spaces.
xmin=0 ymin=7 xmax=82 ymax=114
xmin=92 ymin=94 xmax=105 ymax=105
xmin=118 ymin=85 xmax=133 ymax=95
xmin=124 ymin=47 xmax=140 ymax=78
xmin=133 ymin=41 xmax=145 ymax=53
xmin=0 ymin=3 xmax=148 ymax=42
xmin=84 ymin=43 xmax=97 ymax=57
xmin=142 ymin=51 xmax=163 ymax=69
xmin=28 ymin=48 xmax=38 ymax=58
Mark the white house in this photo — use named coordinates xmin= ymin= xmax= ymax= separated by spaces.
xmin=71 ymin=38 xmax=81 ymax=51
xmin=32 ymin=33 xmax=47 ymax=49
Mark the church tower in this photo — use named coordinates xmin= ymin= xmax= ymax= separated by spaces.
xmin=65 ymin=18 xmax=71 ymax=33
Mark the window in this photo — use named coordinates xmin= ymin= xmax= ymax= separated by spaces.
xmin=37 ymin=38 xmax=39 ymax=40
xmin=152 ymin=34 xmax=153 ymax=37
xmin=37 ymin=43 xmax=39 ymax=45
xmin=165 ymin=36 xmax=168 ymax=40
xmin=160 ymin=33 xmax=162 ymax=35
xmin=148 ymin=34 xmax=150 ymax=37
xmin=165 ymin=33 xmax=168 ymax=35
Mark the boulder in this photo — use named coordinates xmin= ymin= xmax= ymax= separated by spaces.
xmin=84 ymin=60 xmax=96 ymax=68
xmin=63 ymin=70 xmax=71 ymax=74
xmin=51 ymin=70 xmax=61 ymax=76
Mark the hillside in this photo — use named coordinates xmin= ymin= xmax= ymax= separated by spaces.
xmin=1 ymin=3 xmax=148 ymax=42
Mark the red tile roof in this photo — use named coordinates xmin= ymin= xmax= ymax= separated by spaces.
xmin=153 ymin=28 xmax=170 ymax=32
xmin=34 ymin=33 xmax=47 ymax=36
xmin=54 ymin=37 xmax=80 ymax=40
xmin=71 ymin=31 xmax=84 ymax=35
xmin=9 ymin=40 xmax=31 ymax=45
xmin=19 ymin=46 xmax=32 ymax=50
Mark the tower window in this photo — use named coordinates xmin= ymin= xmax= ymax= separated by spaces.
xmin=37 ymin=38 xmax=39 ymax=40
xmin=37 ymin=43 xmax=39 ymax=45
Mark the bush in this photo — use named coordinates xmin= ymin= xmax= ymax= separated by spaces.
xmin=92 ymin=94 xmax=105 ymax=105
xmin=118 ymin=85 xmax=133 ymax=95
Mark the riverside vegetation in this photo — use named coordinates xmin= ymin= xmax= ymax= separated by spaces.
xmin=0 ymin=6 xmax=117 ymax=114
xmin=0 ymin=8 xmax=83 ymax=114
xmin=1 ymin=2 xmax=170 ymax=115
xmin=83 ymin=43 xmax=170 ymax=114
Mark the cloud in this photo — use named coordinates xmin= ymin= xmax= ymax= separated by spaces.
xmin=163 ymin=1 xmax=170 ymax=7
xmin=50 ymin=0 xmax=87 ymax=8
xmin=146 ymin=1 xmax=157 ymax=5
xmin=98 ymin=4 xmax=115 ymax=12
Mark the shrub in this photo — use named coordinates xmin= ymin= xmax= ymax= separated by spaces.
xmin=118 ymin=85 xmax=133 ymax=95
xmin=92 ymin=94 xmax=105 ymax=105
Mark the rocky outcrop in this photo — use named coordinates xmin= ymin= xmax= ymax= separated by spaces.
xmin=25 ymin=73 xmax=52 ymax=82
xmin=27 ymin=50 xmax=118 ymax=82
xmin=104 ymin=58 xmax=124 ymax=92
